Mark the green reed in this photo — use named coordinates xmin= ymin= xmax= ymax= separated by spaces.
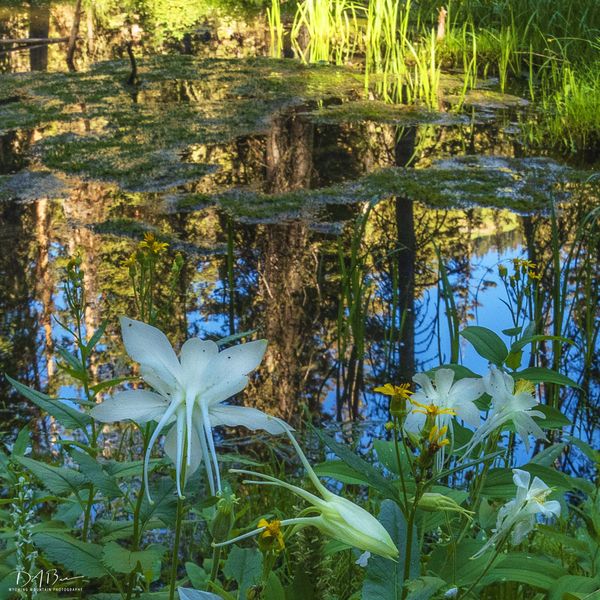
xmin=266 ymin=0 xmax=284 ymax=59
xmin=291 ymin=0 xmax=362 ymax=64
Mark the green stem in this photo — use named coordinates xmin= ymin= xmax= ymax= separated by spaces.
xmin=392 ymin=417 xmax=409 ymax=516
xmin=210 ymin=546 xmax=222 ymax=583
xmin=169 ymin=496 xmax=185 ymax=600
xmin=401 ymin=482 xmax=422 ymax=600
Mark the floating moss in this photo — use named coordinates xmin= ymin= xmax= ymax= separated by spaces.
xmin=175 ymin=156 xmax=595 ymax=220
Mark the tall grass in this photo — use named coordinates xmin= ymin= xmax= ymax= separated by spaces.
xmin=291 ymin=0 xmax=362 ymax=64
xmin=266 ymin=0 xmax=284 ymax=59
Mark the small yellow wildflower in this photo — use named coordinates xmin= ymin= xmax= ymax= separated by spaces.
xmin=258 ymin=518 xmax=285 ymax=552
xmin=139 ymin=232 xmax=168 ymax=254
xmin=375 ymin=383 xmax=413 ymax=417
xmin=410 ymin=398 xmax=457 ymax=419
xmin=121 ymin=254 xmax=136 ymax=269
xmin=428 ymin=424 xmax=450 ymax=448
xmin=374 ymin=383 xmax=412 ymax=399
xmin=498 ymin=264 xmax=508 ymax=278
xmin=384 ymin=421 xmax=395 ymax=432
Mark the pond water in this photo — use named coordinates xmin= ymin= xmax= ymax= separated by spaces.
xmin=0 ymin=3 xmax=598 ymax=472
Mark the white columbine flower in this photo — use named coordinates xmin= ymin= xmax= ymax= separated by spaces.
xmin=473 ymin=469 xmax=561 ymax=558
xmin=404 ymin=369 xmax=484 ymax=434
xmin=463 ymin=367 xmax=546 ymax=456
xmin=214 ymin=428 xmax=399 ymax=561
xmin=91 ymin=317 xmax=287 ymax=500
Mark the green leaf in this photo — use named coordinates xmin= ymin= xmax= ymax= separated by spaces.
xmin=71 ymin=450 xmax=123 ymax=498
xmin=514 ymin=367 xmax=580 ymax=388
xmin=102 ymin=541 xmax=165 ymax=579
xmin=362 ymin=500 xmax=419 ymax=600
xmin=460 ymin=326 xmax=508 ymax=366
xmin=55 ymin=346 xmax=85 ymax=376
xmin=14 ymin=456 xmax=87 ymax=496
xmin=185 ymin=562 xmax=208 ymax=589
xmin=482 ymin=554 xmax=567 ymax=590
xmin=569 ymin=436 xmax=600 ymax=464
xmin=141 ymin=477 xmax=178 ymax=528
xmin=90 ymin=377 xmax=130 ymax=396
xmin=33 ymin=532 xmax=110 ymax=578
xmin=312 ymin=427 xmax=398 ymax=501
xmin=405 ymin=577 xmax=446 ymax=600
xmin=481 ymin=465 xmax=572 ymax=498
xmin=534 ymin=405 xmax=572 ymax=429
xmin=7 ymin=375 xmax=92 ymax=430
xmin=13 ymin=426 xmax=31 ymax=457
xmin=86 ymin=320 xmax=108 ymax=351
xmin=313 ymin=460 xmax=375 ymax=486
xmin=530 ymin=442 xmax=568 ymax=466
xmin=427 ymin=364 xmax=481 ymax=379
xmin=263 ymin=572 xmax=285 ymax=600
xmin=223 ymin=546 xmax=262 ymax=599
xmin=548 ymin=575 xmax=600 ymax=600
xmin=510 ymin=334 xmax=575 ymax=354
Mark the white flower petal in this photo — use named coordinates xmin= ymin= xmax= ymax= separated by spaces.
xmin=413 ymin=372 xmax=436 ymax=398
xmin=203 ymin=376 xmax=250 ymax=407
xmin=120 ymin=317 xmax=182 ymax=386
xmin=484 ymin=367 xmax=513 ymax=401
xmin=140 ymin=365 xmax=174 ymax=397
xmin=541 ymin=500 xmax=561 ymax=518
xmin=512 ymin=469 xmax=531 ymax=490
xmin=511 ymin=515 xmax=535 ymax=545
xmin=404 ymin=410 xmax=426 ymax=433
xmin=449 ymin=377 xmax=485 ymax=405
xmin=202 ymin=340 xmax=267 ymax=390
xmin=91 ymin=390 xmax=168 ymax=423
xmin=209 ymin=405 xmax=290 ymax=435
xmin=355 ymin=551 xmax=371 ymax=567
xmin=180 ymin=338 xmax=219 ymax=395
xmin=164 ymin=420 xmax=203 ymax=477
xmin=434 ymin=368 xmax=455 ymax=398
xmin=454 ymin=401 xmax=481 ymax=429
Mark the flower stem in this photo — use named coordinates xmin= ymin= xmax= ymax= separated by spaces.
xmin=210 ymin=546 xmax=222 ymax=583
xmin=458 ymin=537 xmax=507 ymax=599
xmin=401 ymin=481 xmax=422 ymax=600
xmin=169 ymin=496 xmax=185 ymax=600
xmin=392 ymin=416 xmax=409 ymax=517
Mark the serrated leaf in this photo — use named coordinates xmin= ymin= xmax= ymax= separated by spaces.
xmin=71 ymin=450 xmax=122 ymax=498
xmin=34 ymin=532 xmax=110 ymax=578
xmin=7 ymin=375 xmax=92 ymax=430
xmin=460 ymin=326 xmax=508 ymax=366
xmin=102 ymin=541 xmax=165 ymax=577
xmin=223 ymin=547 xmax=262 ymax=599
xmin=14 ymin=456 xmax=87 ymax=496
xmin=362 ymin=500 xmax=418 ymax=600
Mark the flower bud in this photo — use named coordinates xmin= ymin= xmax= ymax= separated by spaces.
xmin=210 ymin=492 xmax=237 ymax=543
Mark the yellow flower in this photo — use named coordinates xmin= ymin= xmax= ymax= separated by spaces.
xmin=514 ymin=379 xmax=535 ymax=395
xmin=374 ymin=383 xmax=412 ymax=399
xmin=139 ymin=232 xmax=168 ymax=254
xmin=121 ymin=254 xmax=137 ymax=269
xmin=257 ymin=518 xmax=285 ymax=552
xmin=374 ymin=383 xmax=413 ymax=417
xmin=428 ymin=424 xmax=450 ymax=448
xmin=410 ymin=398 xmax=457 ymax=418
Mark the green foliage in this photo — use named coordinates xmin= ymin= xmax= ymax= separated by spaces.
xmin=362 ymin=500 xmax=419 ymax=599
